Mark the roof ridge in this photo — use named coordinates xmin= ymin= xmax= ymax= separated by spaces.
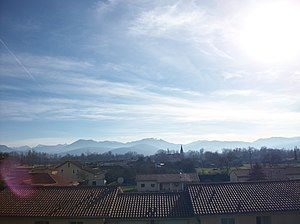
xmin=46 ymin=173 xmax=58 ymax=184
xmin=107 ymin=187 xmax=122 ymax=217
xmin=187 ymin=179 xmax=300 ymax=186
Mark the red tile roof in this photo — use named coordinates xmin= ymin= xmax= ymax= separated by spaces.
xmin=188 ymin=180 xmax=300 ymax=215
xmin=136 ymin=173 xmax=200 ymax=183
xmin=3 ymin=173 xmax=79 ymax=187
xmin=0 ymin=186 xmax=119 ymax=217
xmin=28 ymin=173 xmax=56 ymax=184
xmin=26 ymin=173 xmax=79 ymax=186
xmin=110 ymin=192 xmax=193 ymax=219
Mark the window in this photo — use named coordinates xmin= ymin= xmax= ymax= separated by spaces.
xmin=221 ymin=218 xmax=235 ymax=224
xmin=72 ymin=169 xmax=75 ymax=173
xmin=256 ymin=216 xmax=271 ymax=224
xmin=174 ymin=183 xmax=179 ymax=187
xmin=141 ymin=183 xmax=145 ymax=188
xmin=68 ymin=162 xmax=70 ymax=167
xmin=92 ymin=181 xmax=97 ymax=186
xmin=35 ymin=221 xmax=49 ymax=224
xmin=151 ymin=184 xmax=155 ymax=188
xmin=61 ymin=169 xmax=64 ymax=173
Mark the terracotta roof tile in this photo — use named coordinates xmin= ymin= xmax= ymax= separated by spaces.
xmin=4 ymin=173 xmax=79 ymax=187
xmin=110 ymin=191 xmax=193 ymax=219
xmin=47 ymin=174 xmax=79 ymax=186
xmin=0 ymin=186 xmax=118 ymax=217
xmin=1 ymin=180 xmax=299 ymax=219
xmin=188 ymin=180 xmax=300 ymax=215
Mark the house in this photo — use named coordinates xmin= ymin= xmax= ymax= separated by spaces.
xmin=187 ymin=180 xmax=300 ymax=224
xmin=0 ymin=180 xmax=300 ymax=224
xmin=0 ymin=163 xmax=78 ymax=187
xmin=55 ymin=160 xmax=106 ymax=186
xmin=136 ymin=173 xmax=200 ymax=192
xmin=230 ymin=167 xmax=300 ymax=182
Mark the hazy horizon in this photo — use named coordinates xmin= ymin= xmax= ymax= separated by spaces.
xmin=2 ymin=135 xmax=300 ymax=148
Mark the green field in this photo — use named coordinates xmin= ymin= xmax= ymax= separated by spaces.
xmin=121 ymin=185 xmax=136 ymax=192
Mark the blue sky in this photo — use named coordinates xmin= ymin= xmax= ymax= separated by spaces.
xmin=1 ymin=0 xmax=300 ymax=146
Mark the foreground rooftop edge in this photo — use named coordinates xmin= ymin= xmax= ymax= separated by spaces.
xmin=0 ymin=180 xmax=300 ymax=224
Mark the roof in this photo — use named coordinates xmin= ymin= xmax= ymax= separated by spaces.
xmin=55 ymin=160 xmax=98 ymax=175
xmin=1 ymin=180 xmax=299 ymax=219
xmin=136 ymin=173 xmax=200 ymax=183
xmin=231 ymin=167 xmax=300 ymax=180
xmin=2 ymin=172 xmax=79 ymax=187
xmin=0 ymin=186 xmax=118 ymax=217
xmin=188 ymin=180 xmax=300 ymax=216
xmin=26 ymin=173 xmax=79 ymax=186
xmin=110 ymin=192 xmax=193 ymax=219
xmin=231 ymin=169 xmax=250 ymax=178
xmin=30 ymin=166 xmax=54 ymax=173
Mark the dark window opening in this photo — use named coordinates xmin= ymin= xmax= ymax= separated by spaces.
xmin=256 ymin=216 xmax=271 ymax=224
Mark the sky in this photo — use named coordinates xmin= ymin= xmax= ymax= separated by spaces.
xmin=0 ymin=0 xmax=300 ymax=147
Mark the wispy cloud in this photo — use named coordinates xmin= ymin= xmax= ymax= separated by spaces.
xmin=128 ymin=0 xmax=234 ymax=60
xmin=1 ymin=0 xmax=300 ymax=145
xmin=94 ymin=0 xmax=118 ymax=18
xmin=129 ymin=2 xmax=207 ymax=38
xmin=0 ymin=53 xmax=93 ymax=78
xmin=222 ymin=71 xmax=244 ymax=80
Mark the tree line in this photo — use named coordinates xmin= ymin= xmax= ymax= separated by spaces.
xmin=0 ymin=147 xmax=299 ymax=186
xmin=0 ymin=146 xmax=298 ymax=167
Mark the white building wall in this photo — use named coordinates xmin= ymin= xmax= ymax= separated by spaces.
xmin=137 ymin=181 xmax=158 ymax=192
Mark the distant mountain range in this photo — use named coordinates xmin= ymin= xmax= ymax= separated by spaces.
xmin=1 ymin=137 xmax=300 ymax=156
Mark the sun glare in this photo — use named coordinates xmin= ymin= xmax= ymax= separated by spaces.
xmin=238 ymin=1 xmax=300 ymax=64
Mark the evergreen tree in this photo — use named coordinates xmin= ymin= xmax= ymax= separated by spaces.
xmin=249 ymin=163 xmax=266 ymax=181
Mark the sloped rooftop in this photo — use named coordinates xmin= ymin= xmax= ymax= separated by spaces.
xmin=0 ymin=186 xmax=118 ymax=217
xmin=1 ymin=180 xmax=300 ymax=219
xmin=136 ymin=173 xmax=200 ymax=183
xmin=231 ymin=167 xmax=300 ymax=180
xmin=188 ymin=180 xmax=300 ymax=215
xmin=27 ymin=173 xmax=79 ymax=186
xmin=110 ymin=191 xmax=193 ymax=219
